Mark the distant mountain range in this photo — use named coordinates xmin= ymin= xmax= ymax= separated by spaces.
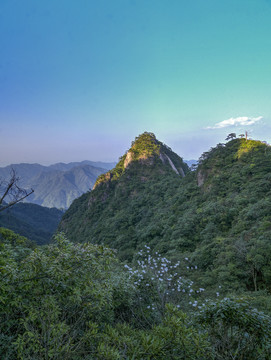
xmin=184 ymin=159 xmax=198 ymax=167
xmin=0 ymin=161 xmax=115 ymax=209
xmin=0 ymin=159 xmax=195 ymax=210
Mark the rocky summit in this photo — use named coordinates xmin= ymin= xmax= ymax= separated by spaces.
xmin=93 ymin=132 xmax=189 ymax=189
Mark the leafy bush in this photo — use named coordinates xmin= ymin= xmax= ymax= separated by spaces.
xmin=124 ymin=246 xmax=206 ymax=325
xmin=197 ymin=298 xmax=271 ymax=359
xmin=96 ymin=305 xmax=212 ymax=360
xmin=0 ymin=233 xmax=116 ymax=359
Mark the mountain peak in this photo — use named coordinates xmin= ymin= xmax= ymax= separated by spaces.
xmin=123 ymin=132 xmax=161 ymax=169
xmin=196 ymin=137 xmax=271 ymax=188
xmin=94 ymin=132 xmax=189 ymax=189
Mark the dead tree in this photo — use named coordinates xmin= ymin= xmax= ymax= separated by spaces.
xmin=0 ymin=169 xmax=34 ymax=212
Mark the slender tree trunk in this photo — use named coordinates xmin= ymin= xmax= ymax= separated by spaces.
xmin=252 ymin=267 xmax=257 ymax=291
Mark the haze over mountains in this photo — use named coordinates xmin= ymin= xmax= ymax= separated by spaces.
xmin=0 ymin=161 xmax=116 ymax=209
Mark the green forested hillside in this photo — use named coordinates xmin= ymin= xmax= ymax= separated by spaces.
xmin=0 ymin=202 xmax=63 ymax=244
xmin=60 ymin=132 xmax=189 ymax=256
xmin=2 ymin=133 xmax=271 ymax=359
xmin=2 ymin=229 xmax=271 ymax=359
xmin=60 ymin=134 xmax=271 ymax=296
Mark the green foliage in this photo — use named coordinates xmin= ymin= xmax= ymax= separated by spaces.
xmin=2 ymin=135 xmax=271 ymax=358
xmin=61 ymin=137 xmax=271 ymax=301
xmin=0 ymin=233 xmax=117 ymax=359
xmin=198 ymin=298 xmax=271 ymax=359
xmin=130 ymin=132 xmax=160 ymax=159
xmin=93 ymin=132 xmax=188 ymax=188
xmin=96 ymin=305 xmax=212 ymax=359
xmin=0 ymin=232 xmax=213 ymax=359
xmin=0 ymin=226 xmax=34 ymax=248
xmin=1 ymin=230 xmax=271 ymax=359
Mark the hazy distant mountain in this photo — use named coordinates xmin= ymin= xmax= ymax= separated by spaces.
xmin=0 ymin=163 xmax=50 ymax=188
xmin=0 ymin=161 xmax=116 ymax=209
xmin=48 ymin=160 xmax=116 ymax=172
xmin=184 ymin=159 xmax=198 ymax=168
xmin=26 ymin=165 xmax=107 ymax=209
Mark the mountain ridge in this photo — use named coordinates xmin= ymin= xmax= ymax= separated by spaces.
xmin=93 ymin=132 xmax=189 ymax=189
xmin=60 ymin=134 xmax=271 ymax=295
xmin=0 ymin=160 xmax=116 ymax=209
xmin=60 ymin=132 xmax=190 ymax=257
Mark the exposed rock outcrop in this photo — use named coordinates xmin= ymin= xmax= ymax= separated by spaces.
xmin=93 ymin=132 xmax=189 ymax=189
xmin=124 ymin=151 xmax=134 ymax=168
xmin=197 ymin=170 xmax=205 ymax=186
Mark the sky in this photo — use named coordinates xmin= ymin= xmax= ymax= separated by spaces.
xmin=0 ymin=0 xmax=271 ymax=166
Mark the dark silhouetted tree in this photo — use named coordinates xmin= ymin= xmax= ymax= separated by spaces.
xmin=225 ymin=133 xmax=236 ymax=141
xmin=0 ymin=169 xmax=34 ymax=212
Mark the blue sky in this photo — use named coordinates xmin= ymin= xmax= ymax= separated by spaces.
xmin=0 ymin=0 xmax=270 ymax=165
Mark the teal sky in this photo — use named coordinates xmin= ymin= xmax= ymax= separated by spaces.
xmin=0 ymin=0 xmax=271 ymax=165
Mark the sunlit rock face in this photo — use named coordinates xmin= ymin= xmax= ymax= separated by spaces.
xmin=93 ymin=132 xmax=189 ymax=189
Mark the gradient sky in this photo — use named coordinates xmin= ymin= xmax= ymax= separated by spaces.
xmin=1 ymin=0 xmax=271 ymax=166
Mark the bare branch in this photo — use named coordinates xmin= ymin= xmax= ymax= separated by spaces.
xmin=0 ymin=188 xmax=34 ymax=212
xmin=0 ymin=168 xmax=34 ymax=212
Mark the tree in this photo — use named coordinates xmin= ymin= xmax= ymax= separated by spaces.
xmin=225 ymin=133 xmax=236 ymax=141
xmin=0 ymin=169 xmax=34 ymax=212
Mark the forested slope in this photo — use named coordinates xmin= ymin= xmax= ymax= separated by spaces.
xmin=2 ymin=133 xmax=271 ymax=359
xmin=0 ymin=202 xmax=63 ymax=244
xmin=2 ymin=229 xmax=271 ymax=359
xmin=61 ymin=134 xmax=271 ymax=296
